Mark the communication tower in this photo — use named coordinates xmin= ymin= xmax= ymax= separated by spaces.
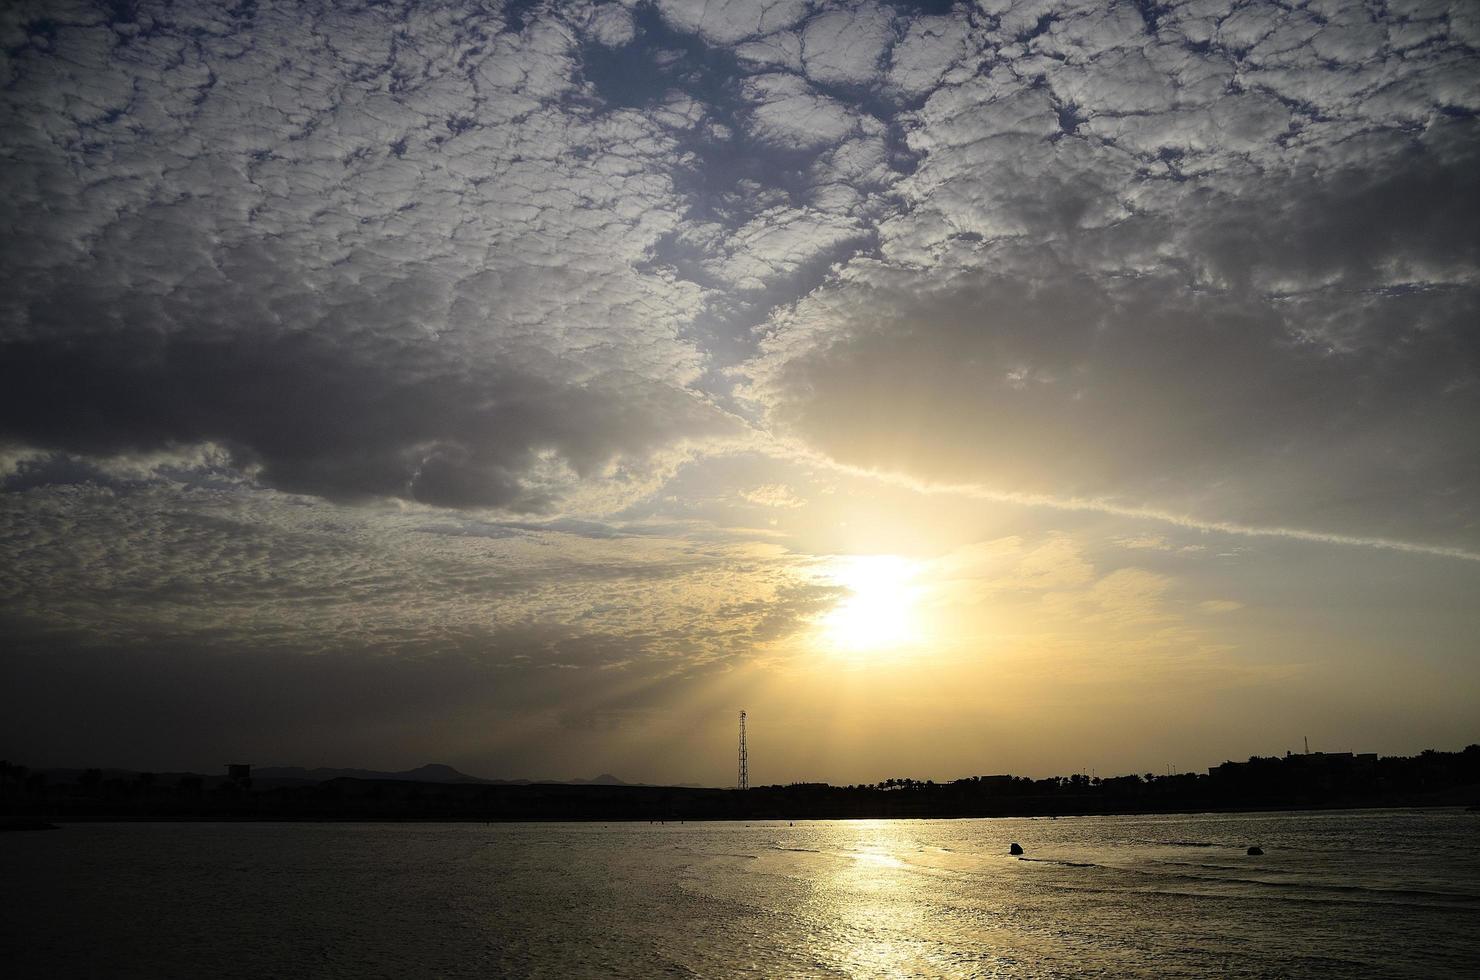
xmin=738 ymin=710 xmax=749 ymax=790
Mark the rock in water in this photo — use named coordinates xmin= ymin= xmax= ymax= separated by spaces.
xmin=1009 ymin=842 xmax=1024 ymax=855
xmin=1246 ymin=846 xmax=1264 ymax=856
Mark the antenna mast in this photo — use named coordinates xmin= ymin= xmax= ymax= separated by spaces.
xmin=738 ymin=710 xmax=749 ymax=790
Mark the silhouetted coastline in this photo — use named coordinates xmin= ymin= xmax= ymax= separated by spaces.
xmin=3 ymin=746 xmax=1475 ymax=824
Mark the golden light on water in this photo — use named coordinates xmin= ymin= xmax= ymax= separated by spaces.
xmin=818 ymin=555 xmax=923 ymax=655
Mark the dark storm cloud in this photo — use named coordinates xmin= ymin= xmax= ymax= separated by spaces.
xmin=749 ymin=0 xmax=1480 ymax=552
xmin=755 ymin=119 xmax=1480 ymax=550
xmin=1179 ymin=124 xmax=1480 ymax=294
xmin=0 ymin=321 xmax=724 ymax=510
xmin=762 ymin=259 xmax=1479 ymax=547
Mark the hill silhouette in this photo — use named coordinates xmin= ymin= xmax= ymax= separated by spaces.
xmin=251 ymin=764 xmax=631 ymax=786
xmin=4 ymin=747 xmax=1474 ymax=823
xmin=253 ymin=763 xmax=496 ymax=784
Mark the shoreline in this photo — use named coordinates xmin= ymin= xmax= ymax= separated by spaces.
xmin=14 ymin=800 xmax=1477 ymax=826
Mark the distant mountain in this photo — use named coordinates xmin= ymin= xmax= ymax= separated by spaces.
xmin=479 ymin=773 xmax=630 ymax=786
xmin=252 ymin=764 xmax=630 ymax=786
xmin=253 ymin=763 xmax=495 ymax=784
xmin=572 ymin=773 xmax=626 ymax=786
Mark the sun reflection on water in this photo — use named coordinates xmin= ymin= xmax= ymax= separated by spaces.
xmin=802 ymin=821 xmax=939 ymax=976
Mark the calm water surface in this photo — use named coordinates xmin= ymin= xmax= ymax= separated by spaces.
xmin=4 ymin=809 xmax=1478 ymax=978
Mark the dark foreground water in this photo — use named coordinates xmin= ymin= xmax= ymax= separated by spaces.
xmin=3 ymin=809 xmax=1478 ymax=978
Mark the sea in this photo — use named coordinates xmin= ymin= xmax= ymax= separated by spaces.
xmin=3 ymin=808 xmax=1477 ymax=978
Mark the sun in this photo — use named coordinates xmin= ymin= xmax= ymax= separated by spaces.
xmin=818 ymin=555 xmax=922 ymax=655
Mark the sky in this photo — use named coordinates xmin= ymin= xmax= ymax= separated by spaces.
xmin=2 ymin=0 xmax=1477 ymax=786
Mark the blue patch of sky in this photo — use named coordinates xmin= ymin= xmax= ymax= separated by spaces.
xmin=1127 ymin=0 xmax=1160 ymax=35
xmin=579 ymin=6 xmax=786 ymax=220
xmin=574 ymin=4 xmax=937 ymax=407
xmin=499 ymin=0 xmax=544 ymax=34
xmin=578 ymin=4 xmax=744 ymax=120
xmin=1016 ymin=13 xmax=1056 ymax=44
xmin=579 ymin=4 xmax=923 ymax=217
xmin=686 ymin=229 xmax=883 ymax=417
xmin=1054 ymin=100 xmax=1086 ymax=137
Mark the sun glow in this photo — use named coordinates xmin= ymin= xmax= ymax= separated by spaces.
xmin=818 ymin=555 xmax=923 ymax=654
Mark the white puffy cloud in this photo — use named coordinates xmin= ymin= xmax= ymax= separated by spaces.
xmin=699 ymin=205 xmax=868 ymax=290
xmin=735 ymin=30 xmax=805 ymax=73
xmin=587 ymin=3 xmax=637 ymax=47
xmin=799 ymin=5 xmax=895 ymax=87
xmin=742 ymin=71 xmax=863 ymax=148
xmin=654 ymin=0 xmax=810 ymax=45
xmin=886 ymin=13 xmax=978 ymax=97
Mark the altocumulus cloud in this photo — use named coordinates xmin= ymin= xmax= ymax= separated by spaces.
xmin=7 ymin=0 xmax=1472 ymax=549
xmin=0 ymin=0 xmax=738 ymax=510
